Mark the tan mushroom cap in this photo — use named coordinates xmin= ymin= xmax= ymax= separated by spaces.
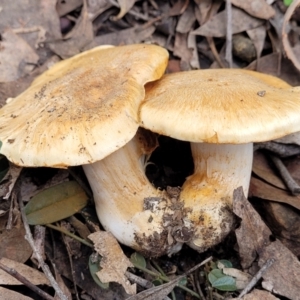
xmin=0 ymin=44 xmax=169 ymax=167
xmin=140 ymin=69 xmax=300 ymax=144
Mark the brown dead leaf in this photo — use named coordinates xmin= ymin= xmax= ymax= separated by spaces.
xmin=0 ymin=29 xmax=39 ymax=82
xmin=0 ymin=257 xmax=50 ymax=285
xmin=247 ymin=26 xmax=267 ymax=60
xmin=176 ymin=2 xmax=196 ymax=34
xmin=231 ymin=0 xmax=275 ymax=20
xmin=246 ymin=50 xmax=300 ymax=86
xmin=92 ymin=25 xmax=155 ymax=46
xmin=240 ymin=288 xmax=279 ymax=300
xmin=57 ymin=0 xmax=83 ymax=17
xmin=252 ymin=151 xmax=285 ymax=190
xmin=192 ymin=7 xmax=264 ymax=37
xmin=87 ymin=0 xmax=113 ymax=20
xmin=0 ymin=55 xmax=60 ymax=107
xmin=275 ymin=132 xmax=300 ymax=145
xmin=233 ymin=187 xmax=273 ymax=269
xmin=221 ymin=267 xmax=252 ymax=290
xmin=0 ymin=287 xmax=33 ymax=300
xmin=114 ymin=0 xmax=137 ymax=20
xmin=262 ymin=201 xmax=300 ymax=257
xmin=259 ymin=240 xmax=300 ymax=299
xmin=170 ymin=0 xmax=189 ymax=17
xmin=49 ymin=4 xmax=94 ymax=58
xmin=249 ymin=177 xmax=300 ymax=210
xmin=282 ymin=0 xmax=300 ymax=72
xmin=174 ymin=32 xmax=193 ymax=71
xmin=88 ymin=231 xmax=136 ymax=295
xmin=0 ymin=226 xmax=32 ymax=263
xmin=0 ymin=0 xmax=61 ymax=49
xmin=233 ymin=187 xmax=300 ymax=299
xmin=0 ymin=164 xmax=22 ymax=200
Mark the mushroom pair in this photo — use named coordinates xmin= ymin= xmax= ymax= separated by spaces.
xmin=1 ymin=44 xmax=300 ymax=257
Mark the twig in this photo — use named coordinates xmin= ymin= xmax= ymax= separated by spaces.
xmin=269 ymin=154 xmax=300 ymax=195
xmin=18 ymin=196 xmax=69 ymax=300
xmin=195 ymin=269 xmax=207 ymax=300
xmin=46 ymin=223 xmax=93 ymax=248
xmin=61 ymin=224 xmax=80 ymax=300
xmin=206 ymin=37 xmax=226 ymax=68
xmin=254 ymin=141 xmax=300 ymax=157
xmin=68 ymin=167 xmax=93 ymax=199
xmin=237 ymin=258 xmax=275 ymax=298
xmin=225 ymin=0 xmax=233 ymax=67
xmin=31 ymin=225 xmax=46 ymax=267
xmin=125 ymin=271 xmax=159 ymax=290
xmin=282 ymin=0 xmax=300 ymax=71
xmin=0 ymin=261 xmax=54 ymax=300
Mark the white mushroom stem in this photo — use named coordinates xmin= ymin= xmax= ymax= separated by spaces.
xmin=180 ymin=142 xmax=253 ymax=252
xmin=82 ymin=131 xmax=185 ymax=257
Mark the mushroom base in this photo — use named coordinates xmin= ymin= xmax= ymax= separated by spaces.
xmin=83 ymin=131 xmax=194 ymax=257
xmin=180 ymin=142 xmax=253 ymax=252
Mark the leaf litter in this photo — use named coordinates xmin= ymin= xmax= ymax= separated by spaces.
xmin=1 ymin=0 xmax=300 ymax=299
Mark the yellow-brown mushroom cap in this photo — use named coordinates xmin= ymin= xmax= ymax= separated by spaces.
xmin=140 ymin=69 xmax=300 ymax=144
xmin=0 ymin=44 xmax=169 ymax=167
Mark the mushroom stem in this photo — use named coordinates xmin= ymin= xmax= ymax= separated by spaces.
xmin=180 ymin=142 xmax=253 ymax=252
xmin=82 ymin=130 xmax=185 ymax=257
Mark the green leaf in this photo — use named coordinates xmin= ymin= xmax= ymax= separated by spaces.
xmin=217 ymin=259 xmax=233 ymax=268
xmin=211 ymin=276 xmax=237 ymax=291
xmin=88 ymin=254 xmax=109 ymax=289
xmin=208 ymin=269 xmax=237 ymax=291
xmin=25 ymin=181 xmax=89 ymax=225
xmin=152 ymin=278 xmax=163 ymax=286
xmin=130 ymin=252 xmax=146 ymax=269
xmin=0 ymin=140 xmax=2 ymax=151
xmin=208 ymin=269 xmax=224 ymax=282
xmin=284 ymin=0 xmax=293 ymax=6
xmin=0 ymin=154 xmax=9 ymax=182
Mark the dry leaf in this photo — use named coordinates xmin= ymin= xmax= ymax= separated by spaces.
xmin=49 ymin=3 xmax=94 ymax=58
xmin=114 ymin=0 xmax=137 ymax=19
xmin=0 ymin=257 xmax=50 ymax=285
xmin=282 ymin=0 xmax=300 ymax=72
xmin=88 ymin=231 xmax=136 ymax=295
xmin=87 ymin=0 xmax=113 ymax=20
xmin=239 ymin=288 xmax=280 ymax=300
xmin=249 ymin=177 xmax=300 ymax=210
xmin=0 ymin=30 xmax=39 ymax=82
xmin=275 ymin=132 xmax=300 ymax=145
xmin=252 ymin=151 xmax=285 ymax=190
xmin=0 ymin=287 xmax=33 ymax=300
xmin=192 ymin=7 xmax=264 ymax=37
xmin=93 ymin=25 xmax=155 ymax=46
xmin=233 ymin=187 xmax=300 ymax=299
xmin=57 ymin=0 xmax=83 ymax=16
xmin=0 ymin=164 xmax=22 ymax=199
xmin=246 ymin=26 xmax=267 ymax=59
xmin=262 ymin=200 xmax=300 ymax=257
xmin=222 ymin=267 xmax=252 ymax=290
xmin=0 ymin=0 xmax=61 ymax=49
xmin=246 ymin=50 xmax=300 ymax=86
xmin=176 ymin=2 xmax=196 ymax=34
xmin=230 ymin=0 xmax=275 ymax=19
xmin=0 ymin=226 xmax=32 ymax=263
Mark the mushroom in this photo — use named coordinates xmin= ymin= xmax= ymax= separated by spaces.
xmin=139 ymin=68 xmax=300 ymax=252
xmin=0 ymin=44 xmax=177 ymax=256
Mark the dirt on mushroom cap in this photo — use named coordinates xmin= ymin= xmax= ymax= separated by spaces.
xmin=140 ymin=69 xmax=300 ymax=144
xmin=0 ymin=44 xmax=169 ymax=167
